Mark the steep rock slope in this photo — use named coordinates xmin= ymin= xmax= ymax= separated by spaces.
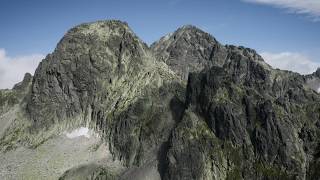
xmin=151 ymin=25 xmax=228 ymax=81
xmin=27 ymin=20 xmax=188 ymax=172
xmin=162 ymin=46 xmax=320 ymax=180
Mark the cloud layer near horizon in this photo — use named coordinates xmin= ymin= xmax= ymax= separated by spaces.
xmin=243 ymin=0 xmax=320 ymax=20
xmin=0 ymin=49 xmax=44 ymax=89
xmin=261 ymin=51 xmax=319 ymax=74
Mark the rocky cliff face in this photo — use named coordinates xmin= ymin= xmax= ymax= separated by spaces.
xmin=151 ymin=25 xmax=228 ymax=81
xmin=0 ymin=20 xmax=319 ymax=180
xmin=165 ymin=48 xmax=320 ymax=179
xmin=26 ymin=20 xmax=185 ymax=170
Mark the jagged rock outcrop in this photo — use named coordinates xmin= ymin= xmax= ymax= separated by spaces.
xmin=0 ymin=73 xmax=32 ymax=139
xmin=306 ymin=68 xmax=320 ymax=93
xmin=162 ymin=46 xmax=320 ymax=180
xmin=0 ymin=73 xmax=32 ymax=115
xmin=153 ymin=28 xmax=320 ymax=179
xmin=0 ymin=20 xmax=319 ymax=180
xmin=151 ymin=25 xmax=228 ymax=81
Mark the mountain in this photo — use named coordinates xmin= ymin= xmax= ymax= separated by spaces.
xmin=0 ymin=20 xmax=320 ymax=180
xmin=151 ymin=25 xmax=228 ymax=81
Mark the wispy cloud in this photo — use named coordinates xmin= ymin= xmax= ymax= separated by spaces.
xmin=0 ymin=48 xmax=44 ymax=89
xmin=261 ymin=51 xmax=320 ymax=74
xmin=242 ymin=0 xmax=320 ymax=21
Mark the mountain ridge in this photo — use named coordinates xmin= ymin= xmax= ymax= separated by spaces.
xmin=0 ymin=19 xmax=320 ymax=180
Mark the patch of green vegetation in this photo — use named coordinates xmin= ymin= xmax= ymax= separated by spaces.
xmin=180 ymin=115 xmax=215 ymax=142
xmin=305 ymin=102 xmax=320 ymax=120
xmin=59 ymin=164 xmax=118 ymax=180
xmin=226 ymin=167 xmax=242 ymax=180
xmin=29 ymin=136 xmax=52 ymax=149
xmin=229 ymin=84 xmax=245 ymax=102
xmin=1 ymin=112 xmax=86 ymax=152
xmin=0 ymin=90 xmax=20 ymax=114
xmin=93 ymin=168 xmax=118 ymax=180
xmin=220 ymin=142 xmax=247 ymax=180
xmin=0 ymin=125 xmax=23 ymax=152
xmin=222 ymin=142 xmax=242 ymax=166
xmin=273 ymin=103 xmax=287 ymax=120
xmin=213 ymin=87 xmax=230 ymax=104
xmin=254 ymin=161 xmax=292 ymax=180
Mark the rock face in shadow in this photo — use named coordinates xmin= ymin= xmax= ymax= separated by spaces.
xmin=0 ymin=20 xmax=320 ymax=180
xmin=164 ymin=47 xmax=320 ymax=180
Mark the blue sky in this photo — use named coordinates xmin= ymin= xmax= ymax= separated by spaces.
xmin=0 ymin=0 xmax=320 ymax=88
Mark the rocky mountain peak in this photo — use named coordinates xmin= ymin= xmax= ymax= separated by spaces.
xmin=174 ymin=24 xmax=217 ymax=41
xmin=55 ymin=20 xmax=149 ymax=62
xmin=27 ymin=20 xmax=165 ymax=129
xmin=151 ymin=25 xmax=228 ymax=81
xmin=13 ymin=73 xmax=33 ymax=91
xmin=179 ymin=24 xmax=198 ymax=30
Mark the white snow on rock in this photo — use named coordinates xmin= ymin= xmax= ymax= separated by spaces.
xmin=65 ymin=127 xmax=90 ymax=139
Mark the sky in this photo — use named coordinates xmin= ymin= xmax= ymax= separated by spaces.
xmin=0 ymin=0 xmax=320 ymax=89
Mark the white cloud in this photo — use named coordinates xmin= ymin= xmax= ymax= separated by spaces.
xmin=261 ymin=52 xmax=320 ymax=74
xmin=243 ymin=0 xmax=320 ymax=21
xmin=0 ymin=48 xmax=44 ymax=89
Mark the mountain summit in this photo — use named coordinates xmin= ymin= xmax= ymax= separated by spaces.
xmin=1 ymin=20 xmax=320 ymax=180
xmin=151 ymin=25 xmax=227 ymax=80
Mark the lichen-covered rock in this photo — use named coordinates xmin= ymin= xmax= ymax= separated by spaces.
xmin=151 ymin=25 xmax=228 ymax=81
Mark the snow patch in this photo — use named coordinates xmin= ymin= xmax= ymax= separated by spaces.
xmin=65 ymin=127 xmax=90 ymax=139
xmin=317 ymin=86 xmax=320 ymax=93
